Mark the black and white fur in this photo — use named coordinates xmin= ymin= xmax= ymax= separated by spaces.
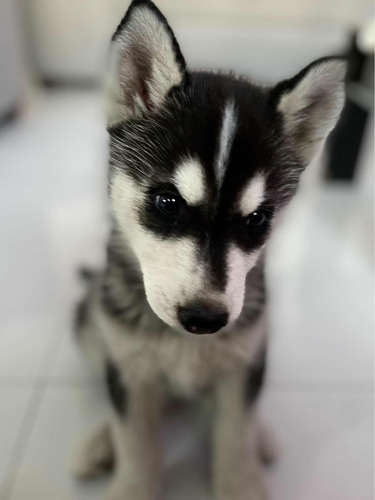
xmin=72 ymin=1 xmax=346 ymax=499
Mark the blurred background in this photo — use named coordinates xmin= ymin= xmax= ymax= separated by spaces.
xmin=0 ymin=1 xmax=373 ymax=499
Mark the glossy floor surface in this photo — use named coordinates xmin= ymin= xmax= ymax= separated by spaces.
xmin=0 ymin=91 xmax=373 ymax=500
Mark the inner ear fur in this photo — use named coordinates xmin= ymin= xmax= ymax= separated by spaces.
xmin=271 ymin=57 xmax=347 ymax=165
xmin=106 ymin=0 xmax=187 ymax=126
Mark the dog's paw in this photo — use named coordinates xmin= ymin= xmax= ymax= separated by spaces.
xmin=241 ymin=486 xmax=268 ymax=500
xmin=217 ymin=488 xmax=268 ymax=500
xmin=217 ymin=487 xmax=268 ymax=500
xmin=239 ymin=493 xmax=267 ymax=500
xmin=105 ymin=481 xmax=147 ymax=500
xmin=258 ymin=423 xmax=279 ymax=466
xmin=105 ymin=474 xmax=161 ymax=500
xmin=215 ymin=467 xmax=268 ymax=500
xmin=71 ymin=423 xmax=114 ymax=479
xmin=105 ymin=481 xmax=127 ymax=500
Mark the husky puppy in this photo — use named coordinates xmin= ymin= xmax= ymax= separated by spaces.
xmin=72 ymin=1 xmax=346 ymax=498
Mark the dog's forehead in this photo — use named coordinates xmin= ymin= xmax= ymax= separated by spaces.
xmin=173 ymin=152 xmax=267 ymax=215
xmin=165 ymin=76 xmax=273 ymax=212
xmin=111 ymin=72 xmax=281 ymax=212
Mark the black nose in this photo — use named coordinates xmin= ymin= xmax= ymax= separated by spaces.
xmin=178 ymin=304 xmax=229 ymax=334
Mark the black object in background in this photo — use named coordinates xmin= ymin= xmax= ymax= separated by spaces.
xmin=327 ymin=32 xmax=374 ymax=181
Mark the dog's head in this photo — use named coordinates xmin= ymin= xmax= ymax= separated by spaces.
xmin=107 ymin=0 xmax=346 ymax=334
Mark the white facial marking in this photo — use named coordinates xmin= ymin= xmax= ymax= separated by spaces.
xmin=174 ymin=158 xmax=205 ymax=205
xmin=111 ymin=172 xmax=261 ymax=330
xmin=111 ymin=173 xmax=207 ymax=328
xmin=239 ymin=174 xmax=266 ymax=216
xmin=215 ymin=99 xmax=238 ymax=187
xmin=225 ymin=246 xmax=261 ymax=323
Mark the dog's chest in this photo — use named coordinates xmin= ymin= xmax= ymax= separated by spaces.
xmin=107 ymin=316 xmax=265 ymax=397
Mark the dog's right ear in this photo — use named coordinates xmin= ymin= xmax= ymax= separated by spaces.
xmin=106 ymin=0 xmax=187 ymax=126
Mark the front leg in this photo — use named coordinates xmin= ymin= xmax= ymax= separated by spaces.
xmin=212 ymin=370 xmax=268 ymax=500
xmin=105 ymin=361 xmax=163 ymax=500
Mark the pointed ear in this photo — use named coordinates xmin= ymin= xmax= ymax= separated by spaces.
xmin=271 ymin=58 xmax=347 ymax=165
xmin=106 ymin=0 xmax=187 ymax=126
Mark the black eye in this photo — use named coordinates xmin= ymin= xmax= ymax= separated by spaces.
xmin=245 ymin=210 xmax=268 ymax=229
xmin=155 ymin=194 xmax=181 ymax=217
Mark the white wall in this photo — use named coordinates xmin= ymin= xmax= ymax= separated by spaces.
xmin=26 ymin=0 xmax=373 ymax=83
xmin=110 ymin=0 xmax=373 ymax=25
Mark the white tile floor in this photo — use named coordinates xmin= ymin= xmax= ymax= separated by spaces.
xmin=0 ymin=90 xmax=373 ymax=500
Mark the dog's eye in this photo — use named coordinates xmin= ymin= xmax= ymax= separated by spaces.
xmin=155 ymin=194 xmax=181 ymax=217
xmin=245 ymin=210 xmax=268 ymax=229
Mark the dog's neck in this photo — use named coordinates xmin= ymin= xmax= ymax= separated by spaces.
xmin=100 ymin=221 xmax=266 ymax=334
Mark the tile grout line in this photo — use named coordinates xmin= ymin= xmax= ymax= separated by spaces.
xmin=0 ymin=379 xmax=48 ymax=500
xmin=0 ymin=376 xmax=98 ymax=389
xmin=265 ymin=379 xmax=375 ymax=394
xmin=0 ymin=316 xmax=71 ymax=500
xmin=0 ymin=375 xmax=373 ymax=393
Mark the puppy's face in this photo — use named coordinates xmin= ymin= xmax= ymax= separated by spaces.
xmin=107 ymin=0 xmax=346 ymax=334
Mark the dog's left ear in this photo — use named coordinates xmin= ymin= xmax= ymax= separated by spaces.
xmin=271 ymin=58 xmax=347 ymax=165
xmin=106 ymin=0 xmax=187 ymax=126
